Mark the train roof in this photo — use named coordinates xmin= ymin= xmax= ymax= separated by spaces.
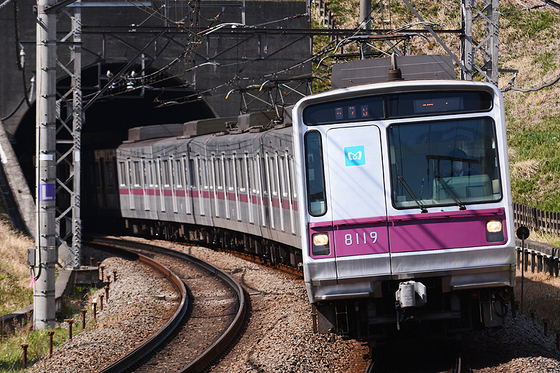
xmin=331 ymin=55 xmax=455 ymax=89
xmin=122 ymin=108 xmax=293 ymax=144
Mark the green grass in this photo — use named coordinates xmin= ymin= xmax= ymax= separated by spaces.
xmin=0 ymin=287 xmax=96 ymax=372
xmin=0 ymin=326 xmax=75 ymax=372
xmin=507 ymin=113 xmax=560 ymax=211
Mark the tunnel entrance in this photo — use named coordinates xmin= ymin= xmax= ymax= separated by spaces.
xmin=13 ymin=62 xmax=217 ymax=193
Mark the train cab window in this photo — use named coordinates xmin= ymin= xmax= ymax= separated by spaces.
xmin=304 ymin=131 xmax=327 ymax=216
xmin=388 ymin=117 xmax=502 ymax=210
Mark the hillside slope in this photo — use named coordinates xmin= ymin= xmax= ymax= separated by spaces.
xmin=313 ymin=0 xmax=560 ymax=211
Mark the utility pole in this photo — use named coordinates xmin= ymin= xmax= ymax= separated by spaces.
xmin=461 ymin=0 xmax=499 ymax=84
xmin=360 ymin=0 xmax=372 ymax=56
xmin=35 ymin=0 xmax=57 ymax=329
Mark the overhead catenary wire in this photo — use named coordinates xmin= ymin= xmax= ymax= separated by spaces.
xmin=79 ymin=0 xmax=560 ymax=108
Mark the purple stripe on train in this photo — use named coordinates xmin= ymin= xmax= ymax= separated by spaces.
xmin=308 ymin=208 xmax=506 ymax=258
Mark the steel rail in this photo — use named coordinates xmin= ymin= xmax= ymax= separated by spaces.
xmin=86 ymin=237 xmax=247 ymax=373
xmin=85 ymin=239 xmax=188 ymax=373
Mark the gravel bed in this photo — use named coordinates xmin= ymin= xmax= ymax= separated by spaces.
xmin=29 ymin=252 xmax=179 ymax=373
xmin=104 ymin=237 xmax=366 ymax=372
xmin=146 ymin=239 xmax=370 ymax=373
xmin=28 ymin=238 xmax=560 ymax=372
xmin=464 ymin=311 xmax=560 ymax=372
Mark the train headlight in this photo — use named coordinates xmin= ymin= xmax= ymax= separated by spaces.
xmin=486 ymin=220 xmax=504 ymax=242
xmin=312 ymin=233 xmax=330 ymax=256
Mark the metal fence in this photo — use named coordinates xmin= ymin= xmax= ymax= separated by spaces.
xmin=516 ymin=239 xmax=560 ymax=277
xmin=513 ymin=202 xmax=560 ymax=236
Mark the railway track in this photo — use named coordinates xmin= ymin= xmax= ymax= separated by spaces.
xmin=85 ymin=237 xmax=246 ymax=373
xmin=363 ymin=338 xmax=466 ymax=373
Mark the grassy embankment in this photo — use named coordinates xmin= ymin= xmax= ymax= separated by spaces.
xmin=0 ymin=201 xmax=92 ymax=372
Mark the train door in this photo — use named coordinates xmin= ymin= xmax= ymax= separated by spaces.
xmin=325 ymin=125 xmax=391 ymax=280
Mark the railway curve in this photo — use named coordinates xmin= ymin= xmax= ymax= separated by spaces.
xmin=86 ymin=237 xmax=247 ymax=373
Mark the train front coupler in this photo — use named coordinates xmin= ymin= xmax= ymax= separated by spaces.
xmin=395 ymin=280 xmax=428 ymax=331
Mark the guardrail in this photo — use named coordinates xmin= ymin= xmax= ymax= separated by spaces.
xmin=516 ymin=238 xmax=560 ymax=276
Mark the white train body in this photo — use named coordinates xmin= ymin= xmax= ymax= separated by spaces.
xmin=292 ymin=80 xmax=515 ymax=337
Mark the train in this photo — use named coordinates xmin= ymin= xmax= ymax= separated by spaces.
xmin=88 ymin=57 xmax=516 ymax=344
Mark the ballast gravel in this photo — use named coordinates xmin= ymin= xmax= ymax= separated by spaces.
xmin=29 ymin=253 xmax=179 ymax=373
xmin=27 ymin=238 xmax=560 ymax=372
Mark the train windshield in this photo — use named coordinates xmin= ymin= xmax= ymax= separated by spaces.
xmin=388 ymin=117 xmax=502 ymax=210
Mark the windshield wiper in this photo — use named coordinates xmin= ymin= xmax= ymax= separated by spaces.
xmin=397 ymin=176 xmax=427 ymax=213
xmin=435 ymin=174 xmax=466 ymax=210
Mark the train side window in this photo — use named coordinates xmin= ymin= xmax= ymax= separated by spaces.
xmin=260 ymin=154 xmax=269 ymax=196
xmin=200 ymin=157 xmax=208 ymax=189
xmin=268 ymin=153 xmax=278 ymax=196
xmin=161 ymin=160 xmax=171 ymax=187
xmin=133 ymin=161 xmax=141 ymax=187
xmin=221 ymin=155 xmax=228 ymax=191
xmin=175 ymin=159 xmax=184 ymax=188
xmin=251 ymin=157 xmax=259 ymax=195
xmin=304 ymin=131 xmax=327 ymax=216
xmin=237 ymin=156 xmax=247 ymax=192
xmin=208 ymin=156 xmax=216 ymax=191
xmin=225 ymin=157 xmax=234 ymax=191
xmin=148 ymin=161 xmax=156 ymax=187
xmin=118 ymin=162 xmax=127 ymax=187
xmin=243 ymin=154 xmax=251 ymax=192
xmin=92 ymin=162 xmax=99 ymax=188
xmin=279 ymin=153 xmax=288 ymax=198
xmin=214 ymin=157 xmax=222 ymax=189
xmin=141 ymin=159 xmax=148 ymax=187
xmin=127 ymin=159 xmax=133 ymax=187
xmin=106 ymin=161 xmax=113 ymax=187
xmin=95 ymin=159 xmax=101 ymax=187
xmin=289 ymin=155 xmax=297 ymax=200
xmin=187 ymin=158 xmax=195 ymax=188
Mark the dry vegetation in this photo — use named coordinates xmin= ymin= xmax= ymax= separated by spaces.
xmin=313 ymin=0 xmax=560 ymax=210
xmin=0 ymin=209 xmax=34 ymax=316
xmin=516 ymin=269 xmax=560 ymax=331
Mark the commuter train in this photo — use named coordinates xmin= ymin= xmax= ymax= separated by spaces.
xmin=89 ymin=62 xmax=515 ymax=342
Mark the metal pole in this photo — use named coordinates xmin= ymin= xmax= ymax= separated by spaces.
xmin=35 ymin=0 xmax=57 ymax=330
xmin=521 ymin=238 xmax=525 ymax=313
xmin=461 ymin=0 xmax=473 ymax=80
xmin=359 ymin=0 xmax=371 ymax=56
xmin=70 ymin=0 xmax=83 ymax=268
xmin=486 ymin=0 xmax=499 ymax=85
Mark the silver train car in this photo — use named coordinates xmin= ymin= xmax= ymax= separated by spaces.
xmin=107 ymin=113 xmax=303 ymax=268
xmin=292 ymin=79 xmax=515 ymax=340
xmin=91 ymin=66 xmax=515 ymax=343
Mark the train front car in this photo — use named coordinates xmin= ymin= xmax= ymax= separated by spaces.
xmin=293 ymin=80 xmax=515 ymax=342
